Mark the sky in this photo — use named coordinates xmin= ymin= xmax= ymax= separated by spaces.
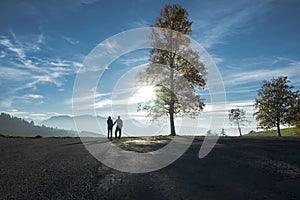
xmin=0 ymin=0 xmax=300 ymax=136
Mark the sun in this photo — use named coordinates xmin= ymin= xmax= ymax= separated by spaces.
xmin=128 ymin=85 xmax=156 ymax=105
xmin=136 ymin=86 xmax=156 ymax=101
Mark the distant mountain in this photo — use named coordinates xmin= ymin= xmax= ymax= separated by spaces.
xmin=41 ymin=115 xmax=107 ymax=134
xmin=41 ymin=115 xmax=150 ymax=136
xmin=0 ymin=113 xmax=105 ymax=137
xmin=41 ymin=115 xmax=75 ymax=130
xmin=0 ymin=113 xmax=76 ymax=137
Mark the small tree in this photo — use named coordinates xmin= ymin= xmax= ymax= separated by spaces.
xmin=138 ymin=4 xmax=207 ymax=136
xmin=229 ymin=108 xmax=247 ymax=136
xmin=254 ymin=76 xmax=295 ymax=136
xmin=220 ymin=128 xmax=227 ymax=136
xmin=206 ymin=130 xmax=212 ymax=136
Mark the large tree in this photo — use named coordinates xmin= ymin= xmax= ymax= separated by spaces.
xmin=229 ymin=108 xmax=248 ymax=136
xmin=138 ymin=4 xmax=206 ymax=136
xmin=254 ymin=76 xmax=295 ymax=136
xmin=291 ymin=91 xmax=300 ymax=132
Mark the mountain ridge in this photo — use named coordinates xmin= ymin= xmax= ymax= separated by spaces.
xmin=0 ymin=113 xmax=104 ymax=137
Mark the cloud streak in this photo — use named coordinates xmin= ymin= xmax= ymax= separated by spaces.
xmin=0 ymin=33 xmax=82 ymax=108
xmin=61 ymin=35 xmax=80 ymax=45
xmin=192 ymin=0 xmax=273 ymax=49
xmin=224 ymin=57 xmax=300 ymax=86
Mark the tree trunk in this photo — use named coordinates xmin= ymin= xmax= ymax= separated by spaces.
xmin=169 ymin=59 xmax=176 ymax=136
xmin=237 ymin=121 xmax=242 ymax=136
xmin=238 ymin=127 xmax=242 ymax=137
xmin=169 ymin=104 xmax=176 ymax=136
xmin=276 ymin=120 xmax=281 ymax=137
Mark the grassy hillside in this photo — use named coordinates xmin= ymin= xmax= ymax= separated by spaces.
xmin=0 ymin=113 xmax=77 ymax=137
xmin=246 ymin=127 xmax=300 ymax=136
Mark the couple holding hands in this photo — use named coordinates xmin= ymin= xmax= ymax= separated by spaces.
xmin=107 ymin=116 xmax=123 ymax=139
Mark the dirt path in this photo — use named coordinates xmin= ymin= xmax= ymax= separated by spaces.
xmin=1 ymin=137 xmax=300 ymax=199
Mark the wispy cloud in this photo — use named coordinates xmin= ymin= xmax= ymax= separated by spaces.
xmin=192 ymin=0 xmax=272 ymax=49
xmin=71 ymin=87 xmax=143 ymax=111
xmin=21 ymin=94 xmax=44 ymax=100
xmin=0 ymin=32 xmax=82 ymax=108
xmin=0 ymin=50 xmax=6 ymax=58
xmin=79 ymin=0 xmax=100 ymax=6
xmin=49 ymin=60 xmax=71 ymax=67
xmin=225 ymin=85 xmax=258 ymax=94
xmin=6 ymin=109 xmax=29 ymax=116
xmin=5 ymin=109 xmax=51 ymax=121
xmin=37 ymin=33 xmax=44 ymax=44
xmin=61 ymin=35 xmax=80 ymax=45
xmin=99 ymin=39 xmax=120 ymax=51
xmin=1 ymin=99 xmax=12 ymax=108
xmin=6 ymin=94 xmax=46 ymax=107
xmin=224 ymin=57 xmax=300 ymax=86
xmin=68 ymin=92 xmax=112 ymax=105
xmin=0 ymin=33 xmax=81 ymax=86
xmin=0 ymin=66 xmax=31 ymax=81
xmin=0 ymin=37 xmax=26 ymax=59
xmin=122 ymin=57 xmax=149 ymax=66
xmin=131 ymin=19 xmax=150 ymax=28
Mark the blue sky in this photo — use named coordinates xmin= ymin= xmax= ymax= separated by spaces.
xmin=0 ymin=0 xmax=300 ymax=135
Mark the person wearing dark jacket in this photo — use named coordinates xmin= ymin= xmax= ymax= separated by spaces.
xmin=107 ymin=116 xmax=113 ymax=139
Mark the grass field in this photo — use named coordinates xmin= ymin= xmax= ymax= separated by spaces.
xmin=0 ymin=134 xmax=29 ymax=138
xmin=0 ymin=134 xmax=76 ymax=139
xmin=2 ymin=128 xmax=300 ymax=138
xmin=246 ymin=127 xmax=300 ymax=136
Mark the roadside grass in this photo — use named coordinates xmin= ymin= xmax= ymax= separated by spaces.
xmin=0 ymin=133 xmax=32 ymax=138
xmin=0 ymin=134 xmax=78 ymax=139
xmin=246 ymin=127 xmax=300 ymax=136
xmin=2 ymin=129 xmax=300 ymax=139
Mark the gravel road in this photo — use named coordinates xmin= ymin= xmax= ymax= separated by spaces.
xmin=1 ymin=137 xmax=300 ymax=199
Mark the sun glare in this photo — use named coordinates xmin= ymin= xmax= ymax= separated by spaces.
xmin=137 ymin=86 xmax=156 ymax=101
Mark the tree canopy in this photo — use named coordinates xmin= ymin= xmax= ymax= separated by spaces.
xmin=228 ymin=108 xmax=248 ymax=136
xmin=138 ymin=4 xmax=207 ymax=136
xmin=254 ymin=76 xmax=295 ymax=136
xmin=291 ymin=91 xmax=300 ymax=132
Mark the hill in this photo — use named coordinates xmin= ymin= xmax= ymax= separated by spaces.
xmin=41 ymin=115 xmax=107 ymax=133
xmin=41 ymin=115 xmax=147 ymax=136
xmin=0 ymin=113 xmax=77 ymax=137
xmin=246 ymin=127 xmax=300 ymax=136
xmin=41 ymin=115 xmax=76 ymax=130
xmin=0 ymin=113 xmax=104 ymax=137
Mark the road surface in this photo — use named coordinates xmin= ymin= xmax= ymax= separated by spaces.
xmin=0 ymin=137 xmax=300 ymax=199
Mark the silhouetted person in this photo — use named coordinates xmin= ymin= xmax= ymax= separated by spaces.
xmin=113 ymin=116 xmax=123 ymax=139
xmin=107 ymin=116 xmax=113 ymax=139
